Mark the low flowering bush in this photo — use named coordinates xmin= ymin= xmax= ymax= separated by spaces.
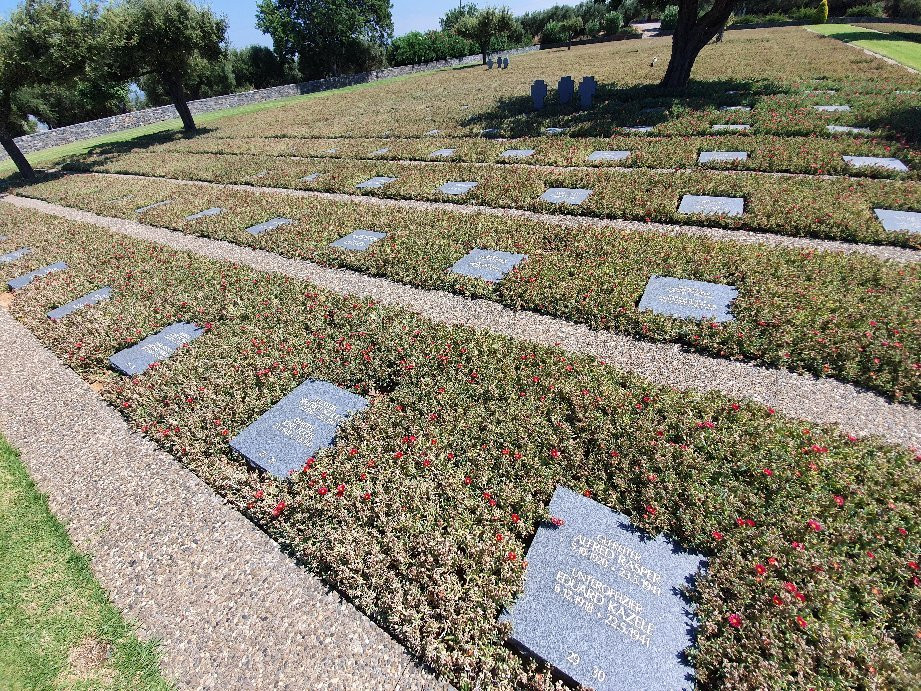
xmin=24 ymin=173 xmax=921 ymax=404
xmin=1 ymin=204 xmax=919 ymax=689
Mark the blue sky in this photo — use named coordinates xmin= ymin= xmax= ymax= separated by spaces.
xmin=0 ymin=1 xmax=554 ymax=48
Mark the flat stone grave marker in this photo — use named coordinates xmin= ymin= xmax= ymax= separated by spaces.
xmin=109 ymin=322 xmax=204 ymax=376
xmin=587 ymin=150 xmax=630 ymax=162
xmin=813 ymin=105 xmax=850 ymax=112
xmin=185 ymin=207 xmax=223 ymax=221
xmin=532 ymin=79 xmax=548 ymax=110
xmin=48 ymin=287 xmax=113 ymax=320
xmin=0 ymin=235 xmax=6 ymax=242
xmin=370 ymin=147 xmax=390 ymax=156
xmin=325 ymin=148 xmax=338 ymax=154
xmin=451 ymin=249 xmax=526 ymax=281
xmin=302 ymin=173 xmax=321 ymax=182
xmin=230 ymin=379 xmax=368 ymax=478
xmin=425 ymin=129 xmax=441 ymax=136
xmin=0 ymin=247 xmax=31 ymax=264
xmin=356 ymin=176 xmax=397 ymax=189
xmin=439 ymin=181 xmax=478 ymax=196
xmin=711 ymin=124 xmax=750 ymax=131
xmin=246 ymin=217 xmax=292 ymax=236
xmin=719 ymin=105 xmax=750 ymax=111
xmin=9 ymin=262 xmax=68 ymax=292
xmin=430 ymin=148 xmax=456 ymax=158
xmin=638 ymin=275 xmax=738 ymax=322
xmin=331 ymin=230 xmax=387 ymax=251
xmin=842 ymin=156 xmax=908 ymax=172
xmin=678 ymin=194 xmax=744 ymax=217
xmin=482 ymin=128 xmax=499 ymax=136
xmin=540 ymin=188 xmax=592 ymax=206
xmin=640 ymin=106 xmax=666 ymax=115
xmin=698 ymin=151 xmax=748 ymax=164
xmin=503 ymin=486 xmax=705 ymax=691
xmin=544 ymin=127 xmax=568 ymax=135
xmin=135 ymin=200 xmax=171 ymax=214
xmin=807 ymin=89 xmax=836 ymax=94
xmin=578 ymin=76 xmax=596 ymax=109
xmin=826 ymin=125 xmax=871 ymax=134
xmin=625 ymin=126 xmax=654 ymax=133
xmin=874 ymin=208 xmax=921 ymax=234
xmin=501 ymin=149 xmax=535 ymax=159
xmin=558 ymin=76 xmax=575 ymax=105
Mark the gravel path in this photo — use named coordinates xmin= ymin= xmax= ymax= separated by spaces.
xmin=86 ymin=172 xmax=921 ymax=264
xmin=0 ymin=307 xmax=446 ymax=690
xmin=8 ymin=193 xmax=921 ymax=450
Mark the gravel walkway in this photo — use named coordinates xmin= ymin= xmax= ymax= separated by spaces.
xmin=87 ymin=172 xmax=921 ymax=264
xmin=7 ymin=193 xmax=921 ymax=450
xmin=0 ymin=307 xmax=445 ymax=690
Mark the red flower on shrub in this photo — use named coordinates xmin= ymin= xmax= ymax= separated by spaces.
xmin=755 ymin=563 xmax=767 ymax=576
xmin=834 ymin=495 xmax=844 ymax=507
xmin=271 ymin=501 xmax=286 ymax=518
xmin=550 ymin=516 xmax=566 ymax=527
xmin=772 ymin=595 xmax=783 ymax=606
xmin=712 ymin=531 xmax=723 ymax=541
xmin=318 ymin=486 xmax=328 ymax=496
xmin=796 ymin=616 xmax=808 ymax=629
xmin=550 ymin=448 xmax=561 ymax=459
xmin=728 ymin=613 xmax=742 ymax=628
xmin=807 ymin=519 xmax=823 ymax=532
xmin=763 ymin=468 xmax=773 ymax=477
xmin=507 ymin=551 xmax=517 ymax=561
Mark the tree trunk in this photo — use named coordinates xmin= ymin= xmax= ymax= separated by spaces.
xmin=481 ymin=46 xmax=487 ymax=64
xmin=0 ymin=130 xmax=34 ymax=180
xmin=166 ymin=79 xmax=196 ymax=132
xmin=660 ymin=0 xmax=737 ymax=90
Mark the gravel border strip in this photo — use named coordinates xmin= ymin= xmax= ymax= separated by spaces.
xmin=0 ymin=307 xmax=445 ymax=691
xmin=82 ymin=172 xmax=921 ymax=264
xmin=7 ymin=193 xmax=921 ymax=451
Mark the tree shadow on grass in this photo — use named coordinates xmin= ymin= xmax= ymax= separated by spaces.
xmin=463 ymin=78 xmax=789 ymax=138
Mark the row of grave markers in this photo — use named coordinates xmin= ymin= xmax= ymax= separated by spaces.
xmin=0 ymin=238 xmax=708 ymax=689
xmin=532 ymin=76 xmax=597 ymax=110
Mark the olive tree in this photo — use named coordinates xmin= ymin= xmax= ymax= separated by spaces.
xmin=660 ymin=0 xmax=737 ymax=89
xmin=0 ymin=0 xmax=89 ymax=179
xmin=454 ymin=7 xmax=517 ymax=65
xmin=103 ymin=0 xmax=227 ymax=132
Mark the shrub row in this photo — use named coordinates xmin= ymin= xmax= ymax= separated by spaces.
xmin=23 ymin=173 xmax=921 ymax=404
xmin=63 ymin=149 xmax=921 ymax=249
xmin=1 ymin=203 xmax=919 ymax=690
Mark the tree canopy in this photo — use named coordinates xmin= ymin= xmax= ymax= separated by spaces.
xmin=256 ymin=0 xmax=393 ymax=80
xmin=0 ymin=0 xmax=92 ymax=177
xmin=453 ymin=6 xmax=519 ymax=64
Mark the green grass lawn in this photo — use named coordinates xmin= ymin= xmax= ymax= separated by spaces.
xmin=0 ymin=434 xmax=170 ymax=690
xmin=809 ymin=23 xmax=921 ymax=71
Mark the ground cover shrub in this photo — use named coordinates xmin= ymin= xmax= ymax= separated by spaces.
xmin=22 ymin=173 xmax=921 ymax=404
xmin=846 ymin=1 xmax=886 ymax=14
xmin=603 ymin=11 xmax=624 ymax=35
xmin=1 ymin=203 xmax=919 ymax=689
xmin=60 ymin=149 xmax=921 ymax=250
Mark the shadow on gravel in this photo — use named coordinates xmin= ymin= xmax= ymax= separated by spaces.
xmin=463 ymin=78 xmax=787 ymax=138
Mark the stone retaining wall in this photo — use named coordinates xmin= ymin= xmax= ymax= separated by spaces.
xmin=7 ymin=46 xmax=539 ymax=160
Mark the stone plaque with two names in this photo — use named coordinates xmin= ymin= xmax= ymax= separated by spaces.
xmin=246 ymin=217 xmax=292 ymax=236
xmin=0 ymin=247 xmax=31 ymax=264
xmin=8 ymin=262 xmax=68 ymax=291
xmin=109 ymin=322 xmax=204 ymax=376
xmin=638 ymin=276 xmax=737 ymax=322
xmin=230 ymin=379 xmax=368 ymax=478
xmin=48 ymin=287 xmax=113 ymax=320
xmin=451 ymin=249 xmax=526 ymax=282
xmin=504 ymin=486 xmax=705 ymax=691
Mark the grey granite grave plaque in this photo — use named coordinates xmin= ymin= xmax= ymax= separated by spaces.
xmin=698 ymin=151 xmax=748 ymax=164
xmin=638 ymin=275 xmax=737 ymax=322
xmin=0 ymin=247 xmax=31 ymax=264
xmin=544 ymin=127 xmax=568 ymax=135
xmin=719 ymin=105 xmax=750 ymax=111
xmin=625 ymin=126 xmax=654 ymax=133
xmin=302 ymin=173 xmax=321 ymax=182
xmin=47 ymin=287 xmax=113 ymax=320
xmin=230 ymin=379 xmax=368 ymax=478
xmin=246 ymin=217 xmax=292 ymax=236
xmin=532 ymin=80 xmax=548 ymax=110
xmin=587 ymin=150 xmax=630 ymax=162
xmin=451 ymin=249 xmax=526 ymax=281
xmin=430 ymin=148 xmax=456 ymax=158
xmin=331 ymin=230 xmax=387 ymax=251
xmin=109 ymin=322 xmax=204 ymax=376
xmin=874 ymin=208 xmax=921 ymax=234
xmin=503 ymin=486 xmax=705 ymax=691
xmin=826 ymin=125 xmax=871 ymax=134
xmin=482 ymin=128 xmax=499 ymax=136
xmin=0 ymin=235 xmax=6 ymax=242
xmin=356 ymin=176 xmax=397 ymax=189
xmin=8 ymin=262 xmax=68 ymax=291
xmin=807 ymin=89 xmax=836 ymax=94
xmin=501 ymin=149 xmax=535 ymax=158
xmin=558 ymin=76 xmax=575 ymax=105
xmin=135 ymin=200 xmax=171 ymax=214
xmin=324 ymin=148 xmax=338 ymax=154
xmin=640 ymin=106 xmax=666 ymax=115
xmin=540 ymin=188 xmax=592 ymax=205
xmin=439 ymin=181 xmax=478 ymax=196
xmin=185 ymin=207 xmax=223 ymax=221
xmin=425 ymin=129 xmax=441 ymax=136
xmin=711 ymin=124 xmax=749 ymax=132
xmin=842 ymin=156 xmax=908 ymax=172
xmin=678 ymin=194 xmax=744 ymax=217
xmin=370 ymin=147 xmax=390 ymax=156
xmin=813 ymin=105 xmax=850 ymax=112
